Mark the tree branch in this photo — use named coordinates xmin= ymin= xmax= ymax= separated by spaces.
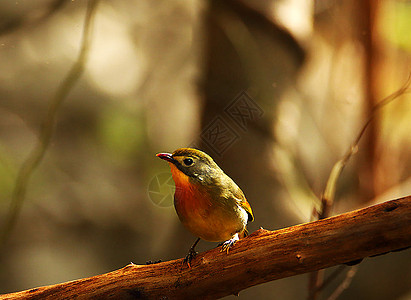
xmin=1 ymin=196 xmax=410 ymax=299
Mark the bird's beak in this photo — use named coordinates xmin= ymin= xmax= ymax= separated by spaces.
xmin=156 ymin=152 xmax=176 ymax=163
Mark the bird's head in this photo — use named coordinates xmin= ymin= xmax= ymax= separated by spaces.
xmin=156 ymin=148 xmax=221 ymax=185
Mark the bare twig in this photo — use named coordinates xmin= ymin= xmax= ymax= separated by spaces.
xmin=0 ymin=0 xmax=99 ymax=250
xmin=323 ymin=72 xmax=411 ymax=210
xmin=308 ymin=73 xmax=411 ymax=299
xmin=327 ymin=266 xmax=359 ymax=300
xmin=308 ymin=265 xmax=346 ymax=299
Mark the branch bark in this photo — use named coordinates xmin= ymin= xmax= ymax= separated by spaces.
xmin=1 ymin=196 xmax=410 ymax=300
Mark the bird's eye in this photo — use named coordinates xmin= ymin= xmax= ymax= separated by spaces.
xmin=183 ymin=158 xmax=194 ymax=166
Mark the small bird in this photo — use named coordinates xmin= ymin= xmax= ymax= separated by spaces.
xmin=156 ymin=148 xmax=254 ymax=265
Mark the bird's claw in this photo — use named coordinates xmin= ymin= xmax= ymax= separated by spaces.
xmin=220 ymin=233 xmax=240 ymax=253
xmin=221 ymin=238 xmax=237 ymax=254
xmin=183 ymin=247 xmax=197 ymax=268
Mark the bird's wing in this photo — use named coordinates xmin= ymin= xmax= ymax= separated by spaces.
xmin=231 ymin=186 xmax=254 ymax=223
xmin=238 ymin=198 xmax=254 ymax=223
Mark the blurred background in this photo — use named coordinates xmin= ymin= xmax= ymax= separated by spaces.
xmin=0 ymin=0 xmax=410 ymax=299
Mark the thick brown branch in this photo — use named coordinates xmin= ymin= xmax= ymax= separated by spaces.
xmin=1 ymin=196 xmax=410 ymax=299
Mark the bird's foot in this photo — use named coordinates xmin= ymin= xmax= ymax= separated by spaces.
xmin=221 ymin=233 xmax=239 ymax=254
xmin=183 ymin=247 xmax=197 ymax=268
xmin=183 ymin=238 xmax=200 ymax=268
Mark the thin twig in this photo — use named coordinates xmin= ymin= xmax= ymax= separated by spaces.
xmin=326 ymin=266 xmax=359 ymax=300
xmin=0 ymin=0 xmax=99 ymax=250
xmin=308 ymin=265 xmax=346 ymax=299
xmin=323 ymin=72 xmax=411 ymax=207
xmin=308 ymin=73 xmax=411 ymax=299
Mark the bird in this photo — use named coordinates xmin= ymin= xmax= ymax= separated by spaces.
xmin=156 ymin=148 xmax=254 ymax=266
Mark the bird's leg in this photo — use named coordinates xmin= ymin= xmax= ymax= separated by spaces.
xmin=184 ymin=237 xmax=200 ymax=267
xmin=221 ymin=233 xmax=239 ymax=253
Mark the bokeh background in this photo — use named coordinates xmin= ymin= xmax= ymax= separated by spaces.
xmin=0 ymin=0 xmax=410 ymax=299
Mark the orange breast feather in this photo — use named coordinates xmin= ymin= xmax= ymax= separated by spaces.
xmin=169 ymin=163 xmax=211 ymax=220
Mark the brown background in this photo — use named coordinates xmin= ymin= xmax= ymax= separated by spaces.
xmin=0 ymin=0 xmax=410 ymax=299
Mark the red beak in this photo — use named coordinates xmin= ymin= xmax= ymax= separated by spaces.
xmin=156 ymin=152 xmax=175 ymax=163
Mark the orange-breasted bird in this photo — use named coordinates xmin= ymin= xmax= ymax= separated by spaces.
xmin=156 ymin=148 xmax=254 ymax=265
